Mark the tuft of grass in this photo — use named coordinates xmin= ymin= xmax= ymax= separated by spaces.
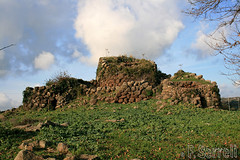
xmin=170 ymin=78 xmax=211 ymax=84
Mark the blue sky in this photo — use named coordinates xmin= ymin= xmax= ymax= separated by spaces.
xmin=0 ymin=0 xmax=239 ymax=111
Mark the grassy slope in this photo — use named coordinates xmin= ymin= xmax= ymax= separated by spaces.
xmin=0 ymin=99 xmax=239 ymax=159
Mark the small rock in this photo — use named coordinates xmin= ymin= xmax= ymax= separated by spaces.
xmin=90 ymin=98 xmax=97 ymax=105
xmin=190 ymin=73 xmax=196 ymax=77
xmin=196 ymin=75 xmax=203 ymax=79
xmin=64 ymin=156 xmax=77 ymax=160
xmin=146 ymin=86 xmax=152 ymax=91
xmin=60 ymin=122 xmax=69 ymax=127
xmin=13 ymin=124 xmax=31 ymax=130
xmin=79 ymin=154 xmax=98 ymax=160
xmin=156 ymin=101 xmax=162 ymax=105
xmin=118 ymin=99 xmax=124 ymax=103
xmin=133 ymin=106 xmax=138 ymax=109
xmin=135 ymin=98 xmax=142 ymax=102
xmin=39 ymin=140 xmax=46 ymax=148
xmin=18 ymin=141 xmax=37 ymax=151
xmin=31 ymin=141 xmax=39 ymax=147
xmin=18 ymin=142 xmax=29 ymax=150
xmin=14 ymin=150 xmax=44 ymax=160
xmin=36 ymin=122 xmax=44 ymax=129
xmin=174 ymin=100 xmax=179 ymax=105
xmin=89 ymin=107 xmax=95 ymax=110
xmin=106 ymin=119 xmax=117 ymax=122
xmin=46 ymin=158 xmax=56 ymax=160
xmin=156 ymin=104 xmax=166 ymax=112
xmin=167 ymin=111 xmax=173 ymax=115
xmin=25 ymin=126 xmax=41 ymax=132
xmin=57 ymin=143 xmax=69 ymax=154
xmin=47 ymin=147 xmax=56 ymax=153
xmin=206 ymin=80 xmax=211 ymax=83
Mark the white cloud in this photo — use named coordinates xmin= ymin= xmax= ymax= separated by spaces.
xmin=0 ymin=0 xmax=78 ymax=77
xmin=34 ymin=51 xmax=55 ymax=70
xmin=191 ymin=30 xmax=214 ymax=58
xmin=74 ymin=0 xmax=184 ymax=65
xmin=191 ymin=23 xmax=228 ymax=58
xmin=71 ymin=49 xmax=90 ymax=63
xmin=0 ymin=93 xmax=17 ymax=111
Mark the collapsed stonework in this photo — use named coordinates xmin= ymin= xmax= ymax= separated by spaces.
xmin=22 ymin=79 xmax=95 ymax=110
xmin=157 ymin=70 xmax=221 ymax=108
xmin=21 ymin=56 xmax=222 ymax=111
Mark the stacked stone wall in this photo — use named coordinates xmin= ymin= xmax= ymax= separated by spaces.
xmin=21 ymin=57 xmax=222 ymax=111
xmin=84 ymin=80 xmax=155 ymax=105
xmin=22 ymin=80 xmax=94 ymax=110
xmin=158 ymin=74 xmax=221 ymax=108
xmin=22 ymin=79 xmax=155 ymax=110
xmin=96 ymin=56 xmax=158 ymax=87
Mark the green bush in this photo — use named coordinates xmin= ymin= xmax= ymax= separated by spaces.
xmin=22 ymin=87 xmax=33 ymax=103
xmin=45 ymin=71 xmax=71 ymax=86
xmin=155 ymin=70 xmax=171 ymax=84
xmin=52 ymin=77 xmax=79 ymax=94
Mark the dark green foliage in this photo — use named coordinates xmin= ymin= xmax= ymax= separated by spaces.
xmin=155 ymin=70 xmax=171 ymax=84
xmin=51 ymin=77 xmax=79 ymax=94
xmin=50 ymin=77 xmax=91 ymax=104
xmin=211 ymin=85 xmax=220 ymax=93
xmin=22 ymin=87 xmax=33 ymax=103
xmin=45 ymin=71 xmax=71 ymax=86
xmin=46 ymin=71 xmax=93 ymax=96
xmin=14 ymin=118 xmax=39 ymax=126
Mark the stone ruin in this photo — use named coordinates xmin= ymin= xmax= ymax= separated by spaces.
xmin=157 ymin=70 xmax=221 ymax=108
xmin=96 ymin=56 xmax=159 ymax=87
xmin=21 ymin=56 xmax=222 ymax=111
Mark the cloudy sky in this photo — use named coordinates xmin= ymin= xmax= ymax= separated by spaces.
xmin=0 ymin=0 xmax=239 ymax=111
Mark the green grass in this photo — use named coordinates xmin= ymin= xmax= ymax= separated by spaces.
xmin=170 ymin=70 xmax=212 ymax=85
xmin=170 ymin=78 xmax=211 ymax=85
xmin=0 ymin=99 xmax=239 ymax=159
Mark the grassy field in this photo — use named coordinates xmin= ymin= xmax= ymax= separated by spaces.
xmin=0 ymin=99 xmax=239 ymax=159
